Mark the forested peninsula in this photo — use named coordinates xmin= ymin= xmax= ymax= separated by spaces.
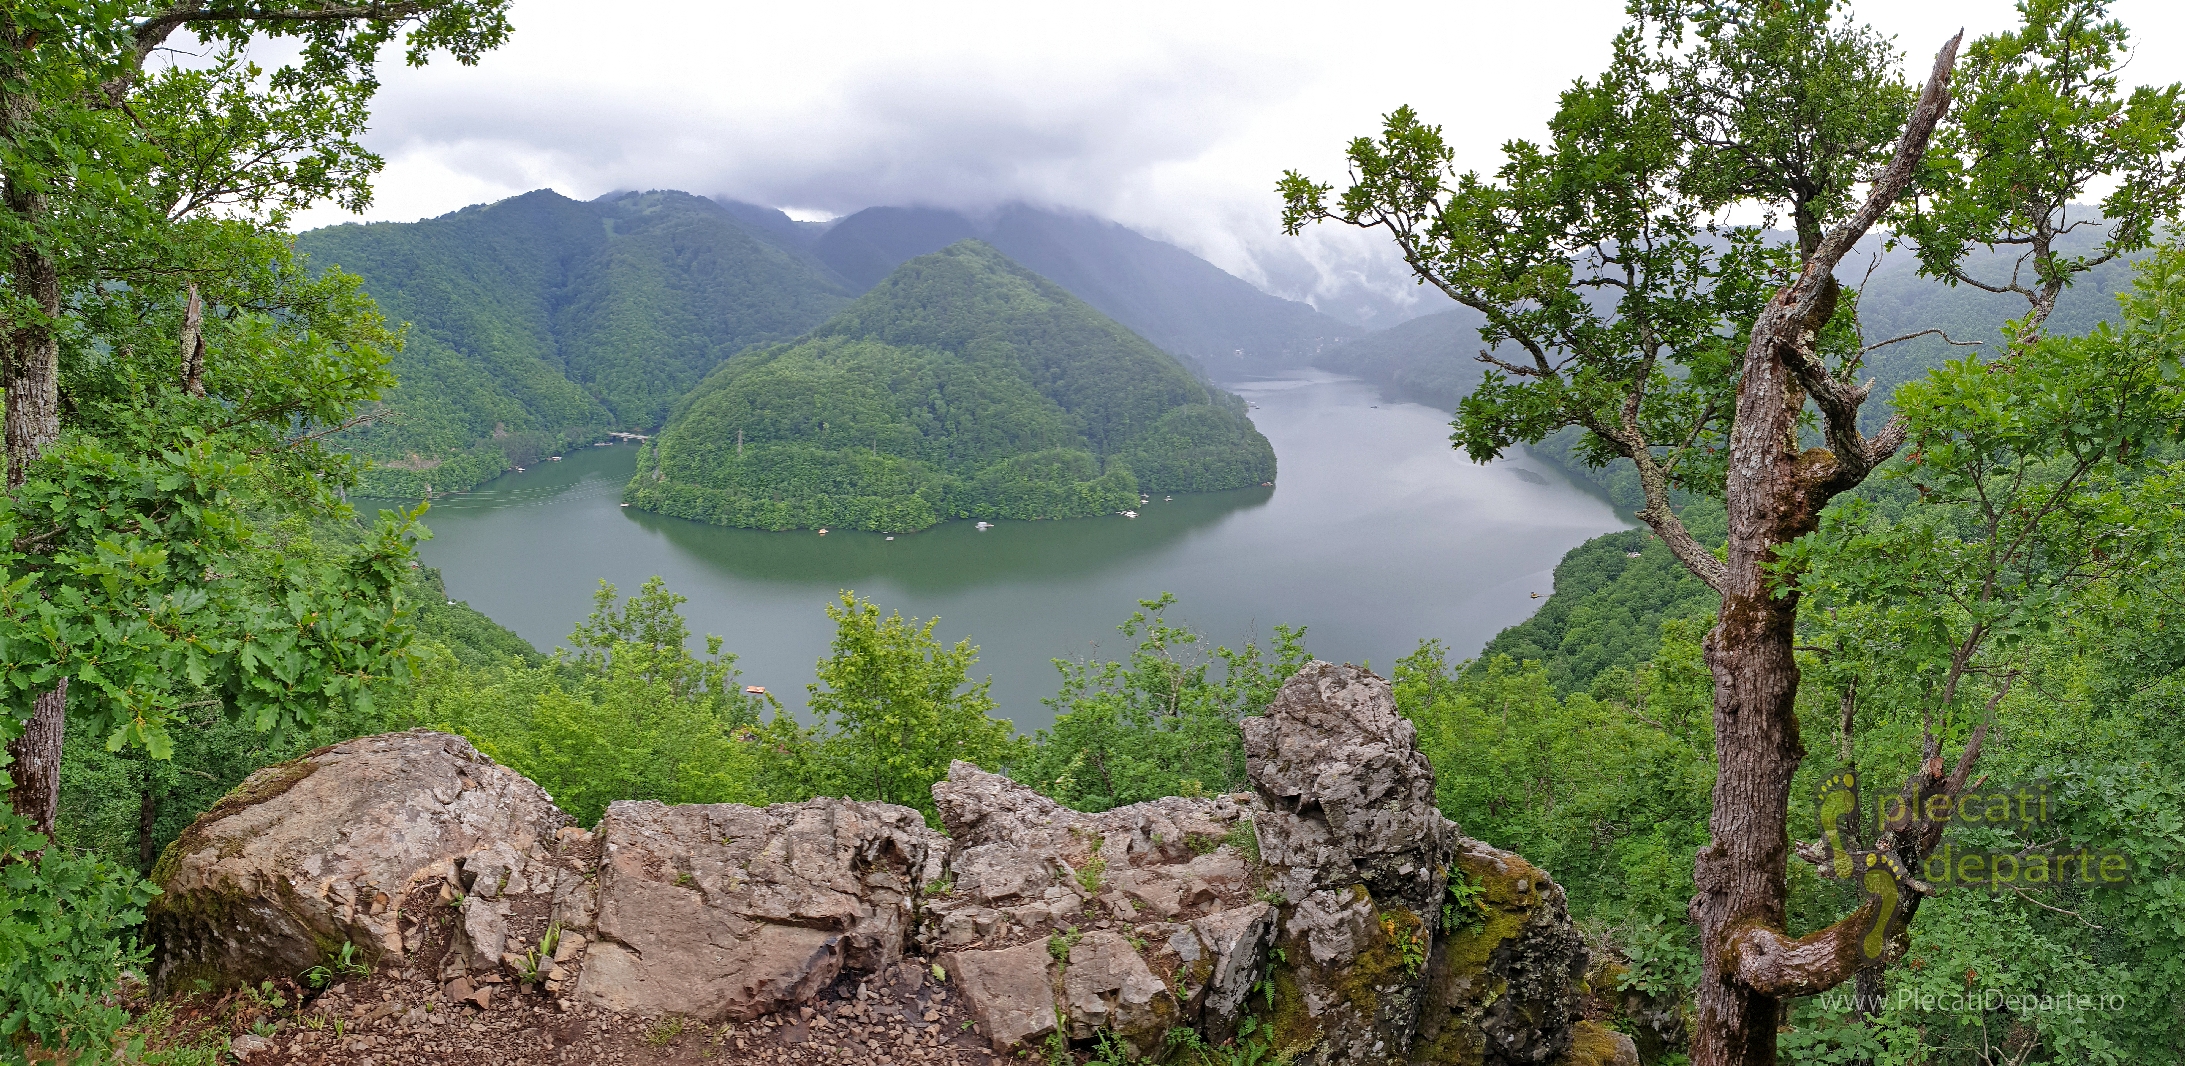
xmin=624 ymin=240 xmax=1277 ymax=530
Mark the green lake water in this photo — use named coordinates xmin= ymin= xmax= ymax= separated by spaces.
xmin=392 ymin=372 xmax=1628 ymax=731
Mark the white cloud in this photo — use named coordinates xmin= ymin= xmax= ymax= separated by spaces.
xmin=288 ymin=0 xmax=2185 ymax=324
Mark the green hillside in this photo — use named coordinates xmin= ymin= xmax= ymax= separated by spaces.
xmin=295 ymin=190 xmax=851 ymax=495
xmin=624 ymin=240 xmax=1277 ymax=531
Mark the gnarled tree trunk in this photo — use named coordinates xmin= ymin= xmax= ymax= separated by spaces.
xmin=1686 ymin=36 xmax=1962 ymax=1066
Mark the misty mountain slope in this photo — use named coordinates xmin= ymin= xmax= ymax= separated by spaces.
xmin=625 ymin=240 xmax=1277 ymax=532
xmin=1322 ymin=228 xmax=2146 ymax=513
xmin=813 ymin=203 xmax=1358 ymax=370
xmin=297 ymin=189 xmax=853 ymax=494
xmin=1314 ymin=306 xmax=1490 ymax=413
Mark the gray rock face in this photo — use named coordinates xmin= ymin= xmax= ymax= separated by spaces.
xmin=571 ymin=798 xmax=945 ymax=1022
xmin=147 ymin=731 xmax=569 ymax=992
xmin=925 ymin=762 xmax=1265 ymax=1054
xmin=1242 ymin=661 xmax=1457 ymax=1066
xmin=941 ymin=940 xmax=1058 ymax=1051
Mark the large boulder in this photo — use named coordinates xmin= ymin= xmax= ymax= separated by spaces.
xmin=569 ymin=797 xmax=945 ymax=1022
xmin=1244 ymin=661 xmax=1458 ymax=1065
xmin=147 ymin=731 xmax=569 ymax=992
xmin=149 ymin=662 xmax=1604 ymax=1066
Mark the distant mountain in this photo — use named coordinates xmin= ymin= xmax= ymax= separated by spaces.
xmin=625 ymin=240 xmax=1277 ymax=532
xmin=808 ymin=204 xmax=1358 ymax=371
xmin=1316 ymin=223 xmax=2146 ymax=512
xmin=1314 ymin=307 xmax=1490 ymax=414
xmin=297 ymin=190 xmax=853 ymax=494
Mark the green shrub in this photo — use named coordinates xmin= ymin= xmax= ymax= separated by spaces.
xmin=0 ymin=814 xmax=157 ymax=1061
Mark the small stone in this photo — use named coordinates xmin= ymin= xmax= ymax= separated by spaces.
xmin=229 ymin=1033 xmax=274 ymax=1059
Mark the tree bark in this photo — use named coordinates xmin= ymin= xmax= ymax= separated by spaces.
xmin=2 ymin=29 xmax=71 ymax=837
xmin=2 ymin=192 xmax=60 ymax=490
xmin=1688 ymin=35 xmax=1961 ymax=1066
xmin=5 ymin=679 xmax=65 ymax=838
xmin=180 ymin=282 xmax=206 ymax=396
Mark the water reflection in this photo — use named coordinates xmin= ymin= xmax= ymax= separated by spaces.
xmin=386 ymin=374 xmax=1627 ymax=729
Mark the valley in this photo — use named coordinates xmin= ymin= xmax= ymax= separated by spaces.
xmin=400 ymin=372 xmax=1624 ymax=728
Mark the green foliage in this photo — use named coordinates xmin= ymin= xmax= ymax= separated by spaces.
xmin=394 ymin=578 xmax=772 ymax=825
xmin=1017 ymin=595 xmax=1309 ymax=812
xmin=1793 ymin=247 xmax=2185 ymax=723
xmin=764 ymin=593 xmax=1025 ymax=823
xmin=1475 ymin=520 xmax=1719 ymax=694
xmin=627 ymin=241 xmax=1276 ymax=531
xmin=1899 ymin=0 xmax=2185 ymax=314
xmin=1398 ymin=640 xmax=1714 ymax=941
xmin=0 ymin=441 xmax=421 ymax=760
xmin=1075 ymin=855 xmax=1108 ymax=896
xmin=1441 ymin=874 xmax=1485 ymax=933
xmin=298 ymin=190 xmax=853 ymax=495
xmin=0 ymin=813 xmax=157 ymax=1062
xmin=300 ymin=941 xmax=370 ymax=990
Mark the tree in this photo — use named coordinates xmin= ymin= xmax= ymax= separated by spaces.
xmin=401 ymin=579 xmax=776 ymax=825
xmin=1278 ymin=2 xmax=2182 ymax=1062
xmin=0 ymin=0 xmax=510 ymax=835
xmin=1016 ymin=593 xmax=1310 ymax=811
xmin=782 ymin=592 xmax=1023 ymax=823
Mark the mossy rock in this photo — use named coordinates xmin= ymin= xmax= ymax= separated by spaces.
xmin=1408 ymin=841 xmax=1586 ymax=1065
xmin=1555 ymin=1021 xmax=1639 ymax=1066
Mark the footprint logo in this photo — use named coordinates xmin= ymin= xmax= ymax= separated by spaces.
xmin=1858 ymin=851 xmax=1911 ymax=960
xmin=1817 ymin=771 xmax=1860 ymax=880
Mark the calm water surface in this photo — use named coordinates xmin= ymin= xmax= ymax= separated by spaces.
xmin=394 ymin=373 xmax=1626 ymax=730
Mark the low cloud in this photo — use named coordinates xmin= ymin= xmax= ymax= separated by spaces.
xmin=288 ymin=0 xmax=2183 ymax=328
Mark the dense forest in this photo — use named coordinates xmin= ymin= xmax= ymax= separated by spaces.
xmin=301 ymin=193 xmax=1353 ymax=499
xmin=624 ymin=240 xmax=1278 ymax=530
xmin=296 ymin=190 xmax=854 ymax=495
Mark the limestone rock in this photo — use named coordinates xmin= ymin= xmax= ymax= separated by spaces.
xmin=1188 ymin=901 xmax=1278 ymax=1045
xmin=1243 ymin=662 xmax=1455 ymax=1065
xmin=572 ymin=797 xmax=944 ymax=1022
xmin=923 ymin=762 xmax=1265 ymax=1048
xmin=1409 ymin=840 xmax=1588 ymax=1066
xmin=1062 ymin=930 xmax=1173 ymax=1050
xmin=941 ymin=939 xmax=1059 ymax=1052
xmin=1555 ymin=1021 xmax=1641 ymax=1066
xmin=148 ymin=730 xmax=568 ymax=992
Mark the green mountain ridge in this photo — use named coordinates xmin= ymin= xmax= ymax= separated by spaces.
xmin=296 ymin=189 xmax=853 ymax=495
xmin=623 ymin=240 xmax=1277 ymax=531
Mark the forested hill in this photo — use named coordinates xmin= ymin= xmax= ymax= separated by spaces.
xmin=805 ymin=204 xmax=1359 ymax=370
xmin=624 ymin=240 xmax=1278 ymax=531
xmin=296 ymin=190 xmax=852 ymax=495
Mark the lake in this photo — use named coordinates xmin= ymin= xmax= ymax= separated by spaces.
xmin=397 ymin=372 xmax=1627 ymax=731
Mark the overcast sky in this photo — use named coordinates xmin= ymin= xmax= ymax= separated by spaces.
xmin=285 ymin=0 xmax=2185 ymax=326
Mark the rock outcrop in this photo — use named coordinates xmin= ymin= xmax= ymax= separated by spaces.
xmin=1245 ymin=661 xmax=1458 ymax=1064
xmin=570 ymin=797 xmax=944 ymax=1022
xmin=148 ymin=731 xmax=570 ymax=992
xmin=922 ymin=762 xmax=1269 ymax=1056
xmin=153 ymin=661 xmax=1620 ymax=1066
